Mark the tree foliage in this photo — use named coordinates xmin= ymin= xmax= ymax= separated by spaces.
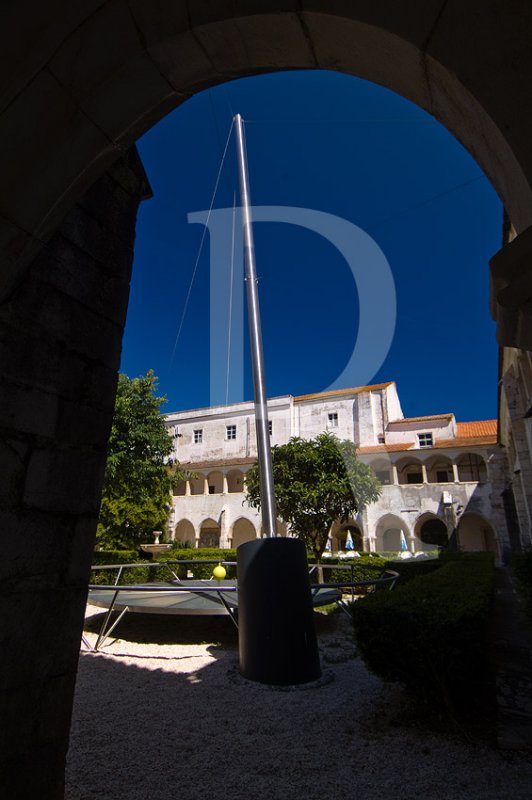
xmin=245 ymin=433 xmax=381 ymax=559
xmin=97 ymin=371 xmax=181 ymax=549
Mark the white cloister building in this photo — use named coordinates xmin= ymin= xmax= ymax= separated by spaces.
xmin=165 ymin=382 xmax=508 ymax=554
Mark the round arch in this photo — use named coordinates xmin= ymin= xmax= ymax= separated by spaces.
xmin=368 ymin=458 xmax=393 ymax=486
xmin=207 ymin=470 xmax=223 ymax=494
xmin=174 ymin=519 xmax=196 ymax=547
xmin=199 ymin=518 xmax=221 ymax=548
xmin=5 ymin=6 xmax=532 ymax=792
xmin=457 ymin=453 xmax=488 ymax=483
xmin=330 ymin=518 xmax=364 ymax=551
xmin=457 ymin=512 xmax=498 ymax=554
xmin=190 ymin=475 xmax=205 ymax=496
xmin=395 ymin=457 xmax=424 ymax=486
xmin=425 ymin=455 xmax=453 ymax=484
xmin=226 ymin=469 xmax=244 ymax=493
xmin=231 ymin=517 xmax=258 ymax=548
xmin=173 ymin=478 xmax=187 ymax=497
xmin=414 ymin=513 xmax=448 ymax=551
xmin=374 ymin=514 xmax=410 ymax=552
xmin=2 ymin=1 xmax=532 ymax=295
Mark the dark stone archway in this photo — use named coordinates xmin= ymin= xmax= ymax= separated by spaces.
xmin=2 ymin=2 xmax=532 ymax=300
xmin=2 ymin=2 xmax=532 ymax=796
xmin=0 ymin=147 xmax=150 ymax=797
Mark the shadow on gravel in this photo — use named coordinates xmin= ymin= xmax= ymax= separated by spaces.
xmin=83 ymin=609 xmax=239 ymax=648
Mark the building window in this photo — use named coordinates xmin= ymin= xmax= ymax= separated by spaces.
xmin=407 ymin=471 xmax=423 ymax=484
xmin=376 ymin=470 xmax=391 ymax=485
xmin=269 ymin=420 xmax=273 ymax=435
xmin=193 ymin=429 xmax=203 ymax=444
xmin=377 ymin=434 xmax=385 ymax=444
xmin=226 ymin=424 xmax=236 ymax=440
xmin=208 ymin=485 xmax=216 ymax=494
xmin=328 ymin=412 xmax=338 ymax=428
xmin=418 ymin=433 xmax=433 ymax=448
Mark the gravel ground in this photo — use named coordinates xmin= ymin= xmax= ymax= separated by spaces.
xmin=66 ymin=606 xmax=532 ymax=800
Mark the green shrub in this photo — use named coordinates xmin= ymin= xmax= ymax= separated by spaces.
xmin=92 ymin=549 xmax=143 ymax=564
xmin=308 ymin=555 xmax=388 ymax=592
xmin=352 ymin=552 xmax=495 ymax=714
xmin=90 ymin=549 xmax=152 ymax=585
xmin=383 ymin=557 xmax=443 ymax=584
xmin=155 ymin=548 xmax=238 ymax=579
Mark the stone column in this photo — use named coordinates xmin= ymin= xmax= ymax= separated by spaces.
xmin=452 ymin=463 xmax=460 ymax=482
xmin=0 ymin=148 xmax=150 ymax=799
xmin=421 ymin=463 xmax=428 ymax=484
xmin=185 ymin=479 xmax=191 ymax=496
xmin=220 ymin=510 xmax=229 ymax=548
xmin=222 ymin=473 xmax=228 ymax=493
xmin=391 ymin=464 xmax=398 ymax=484
xmin=203 ymin=476 xmax=210 ymax=495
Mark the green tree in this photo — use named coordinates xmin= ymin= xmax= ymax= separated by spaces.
xmin=245 ymin=433 xmax=381 ymax=559
xmin=97 ymin=370 xmax=182 ymax=549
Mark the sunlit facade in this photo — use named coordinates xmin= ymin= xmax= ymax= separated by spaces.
xmin=165 ymin=382 xmax=508 ymax=554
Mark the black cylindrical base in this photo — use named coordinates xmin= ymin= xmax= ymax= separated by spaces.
xmin=237 ymin=537 xmax=321 ymax=685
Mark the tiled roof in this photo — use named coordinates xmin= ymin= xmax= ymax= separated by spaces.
xmin=388 ymin=413 xmax=453 ymax=426
xmin=457 ymin=420 xmax=497 ymax=437
xmin=359 ymin=435 xmax=496 ymax=455
xmin=358 ymin=443 xmax=415 ymax=454
xmin=178 ymin=457 xmax=256 ymax=471
xmin=294 ymin=382 xmax=393 ymax=403
xmin=434 ymin=435 xmax=497 ymax=448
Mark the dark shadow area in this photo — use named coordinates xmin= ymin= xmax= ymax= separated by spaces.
xmin=83 ymin=609 xmax=239 ymax=648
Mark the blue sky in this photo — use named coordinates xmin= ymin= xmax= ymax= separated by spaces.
xmin=123 ymin=70 xmax=502 ymax=422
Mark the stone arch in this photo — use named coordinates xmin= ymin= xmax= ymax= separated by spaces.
xmin=5 ymin=5 xmax=532 ymax=793
xmin=330 ymin=518 xmax=364 ymax=551
xmin=207 ymin=470 xmax=223 ymax=494
xmin=199 ymin=518 xmax=221 ymax=548
xmin=395 ymin=457 xmax=424 ymax=485
xmin=368 ymin=458 xmax=393 ymax=485
xmin=190 ymin=475 xmax=205 ymax=495
xmin=174 ymin=519 xmax=196 ymax=547
xmin=226 ymin=469 xmax=244 ymax=493
xmin=457 ymin=512 xmax=499 ymax=554
xmin=425 ymin=455 xmax=453 ymax=484
xmin=231 ymin=517 xmax=257 ymax=548
xmin=375 ymin=514 xmax=410 ymax=552
xmin=3 ymin=1 xmax=532 ymax=295
xmin=457 ymin=453 xmax=488 ymax=483
xmin=414 ymin=513 xmax=448 ymax=551
xmin=173 ymin=478 xmax=187 ymax=497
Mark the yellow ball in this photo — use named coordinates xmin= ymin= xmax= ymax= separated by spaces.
xmin=212 ymin=563 xmax=227 ymax=581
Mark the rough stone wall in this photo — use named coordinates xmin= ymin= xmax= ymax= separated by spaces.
xmin=0 ymin=148 xmax=150 ymax=799
xmin=501 ymin=362 xmax=532 ymax=546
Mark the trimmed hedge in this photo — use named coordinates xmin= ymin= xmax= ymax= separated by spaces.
xmin=155 ymin=548 xmax=238 ymax=579
xmin=92 ymin=550 xmax=145 ymax=564
xmin=352 ymin=552 xmax=495 ymax=713
xmin=309 ymin=555 xmax=387 ymax=589
xmin=309 ymin=555 xmax=441 ymax=590
xmin=90 ymin=547 xmax=444 ymax=587
xmin=383 ymin=557 xmax=443 ymax=584
xmin=90 ymin=548 xmax=238 ymax=583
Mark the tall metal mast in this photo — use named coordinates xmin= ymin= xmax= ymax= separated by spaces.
xmin=234 ymin=113 xmax=278 ymax=537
